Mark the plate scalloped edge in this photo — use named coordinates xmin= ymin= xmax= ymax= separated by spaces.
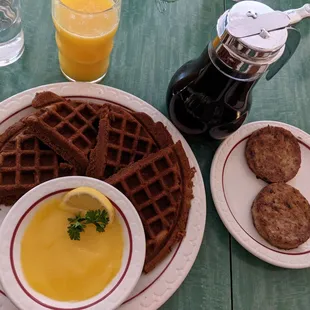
xmin=210 ymin=120 xmax=310 ymax=269
xmin=0 ymin=82 xmax=207 ymax=310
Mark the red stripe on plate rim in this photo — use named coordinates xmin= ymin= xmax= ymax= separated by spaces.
xmin=1 ymin=94 xmax=184 ymax=304
xmin=222 ymin=135 xmax=310 ymax=256
xmin=0 ymin=105 xmax=32 ymax=126
xmin=124 ymin=241 xmax=181 ymax=304
xmin=0 ymin=289 xmax=6 ymax=297
xmin=9 ymin=189 xmax=133 ymax=310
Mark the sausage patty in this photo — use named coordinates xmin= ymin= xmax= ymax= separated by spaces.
xmin=245 ymin=126 xmax=301 ymax=183
xmin=252 ymin=183 xmax=310 ymax=250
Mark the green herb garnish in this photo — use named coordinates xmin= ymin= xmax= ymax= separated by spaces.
xmin=67 ymin=209 xmax=109 ymax=240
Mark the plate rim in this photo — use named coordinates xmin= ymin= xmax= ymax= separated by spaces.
xmin=0 ymin=176 xmax=146 ymax=310
xmin=0 ymin=82 xmax=207 ymax=310
xmin=210 ymin=120 xmax=310 ymax=269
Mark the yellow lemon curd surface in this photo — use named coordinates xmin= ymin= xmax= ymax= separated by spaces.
xmin=21 ymin=197 xmax=124 ymax=301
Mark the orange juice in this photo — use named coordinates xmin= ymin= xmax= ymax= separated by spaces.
xmin=52 ymin=0 xmax=120 ymax=82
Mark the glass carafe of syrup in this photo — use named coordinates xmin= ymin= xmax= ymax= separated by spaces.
xmin=167 ymin=1 xmax=310 ymax=139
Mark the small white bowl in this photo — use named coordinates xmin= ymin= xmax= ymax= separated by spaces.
xmin=0 ymin=176 xmax=146 ymax=310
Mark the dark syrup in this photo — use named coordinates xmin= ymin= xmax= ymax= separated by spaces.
xmin=167 ymin=46 xmax=257 ymax=139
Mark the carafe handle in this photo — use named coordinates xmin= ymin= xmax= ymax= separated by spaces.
xmin=266 ymin=27 xmax=301 ymax=81
xmin=286 ymin=4 xmax=310 ymax=25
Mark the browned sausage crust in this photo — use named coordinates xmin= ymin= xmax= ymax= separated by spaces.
xmin=245 ymin=126 xmax=301 ymax=183
xmin=252 ymin=183 xmax=310 ymax=249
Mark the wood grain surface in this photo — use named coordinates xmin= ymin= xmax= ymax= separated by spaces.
xmin=0 ymin=0 xmax=309 ymax=309
xmin=0 ymin=1 xmax=231 ymax=309
xmin=226 ymin=1 xmax=310 ymax=310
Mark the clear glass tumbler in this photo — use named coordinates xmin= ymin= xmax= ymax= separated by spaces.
xmin=51 ymin=0 xmax=121 ymax=83
xmin=0 ymin=0 xmax=24 ymax=67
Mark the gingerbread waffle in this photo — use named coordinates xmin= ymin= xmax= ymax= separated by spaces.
xmin=87 ymin=104 xmax=173 ymax=179
xmin=32 ymin=91 xmax=66 ymax=109
xmin=24 ymin=98 xmax=101 ymax=174
xmin=106 ymin=141 xmax=194 ymax=273
xmin=0 ymin=121 xmax=77 ymax=205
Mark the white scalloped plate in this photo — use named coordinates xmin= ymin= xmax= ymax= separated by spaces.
xmin=211 ymin=121 xmax=310 ymax=269
xmin=0 ymin=82 xmax=206 ymax=310
xmin=0 ymin=177 xmax=146 ymax=310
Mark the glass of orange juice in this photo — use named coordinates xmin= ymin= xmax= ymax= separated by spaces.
xmin=51 ymin=0 xmax=121 ymax=83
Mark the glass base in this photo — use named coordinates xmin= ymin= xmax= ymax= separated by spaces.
xmin=60 ymin=68 xmax=107 ymax=83
xmin=0 ymin=31 xmax=25 ymax=67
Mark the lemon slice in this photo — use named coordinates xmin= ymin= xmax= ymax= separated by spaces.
xmin=62 ymin=187 xmax=115 ymax=225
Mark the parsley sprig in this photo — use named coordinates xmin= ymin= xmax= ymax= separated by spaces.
xmin=67 ymin=209 xmax=109 ymax=240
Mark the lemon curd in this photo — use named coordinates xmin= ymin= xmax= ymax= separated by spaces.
xmin=21 ymin=197 xmax=124 ymax=301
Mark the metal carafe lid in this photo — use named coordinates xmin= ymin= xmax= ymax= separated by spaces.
xmin=213 ymin=1 xmax=310 ymax=79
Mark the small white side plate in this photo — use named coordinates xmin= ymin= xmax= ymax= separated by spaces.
xmin=211 ymin=121 xmax=310 ymax=269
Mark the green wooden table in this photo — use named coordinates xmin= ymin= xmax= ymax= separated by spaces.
xmin=1 ymin=0 xmax=310 ymax=309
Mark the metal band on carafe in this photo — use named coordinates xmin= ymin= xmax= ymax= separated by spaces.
xmin=213 ymin=1 xmax=309 ymax=80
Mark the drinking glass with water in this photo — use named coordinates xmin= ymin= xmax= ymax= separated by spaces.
xmin=0 ymin=0 xmax=24 ymax=66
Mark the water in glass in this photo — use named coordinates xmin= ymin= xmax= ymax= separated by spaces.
xmin=0 ymin=0 xmax=24 ymax=66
